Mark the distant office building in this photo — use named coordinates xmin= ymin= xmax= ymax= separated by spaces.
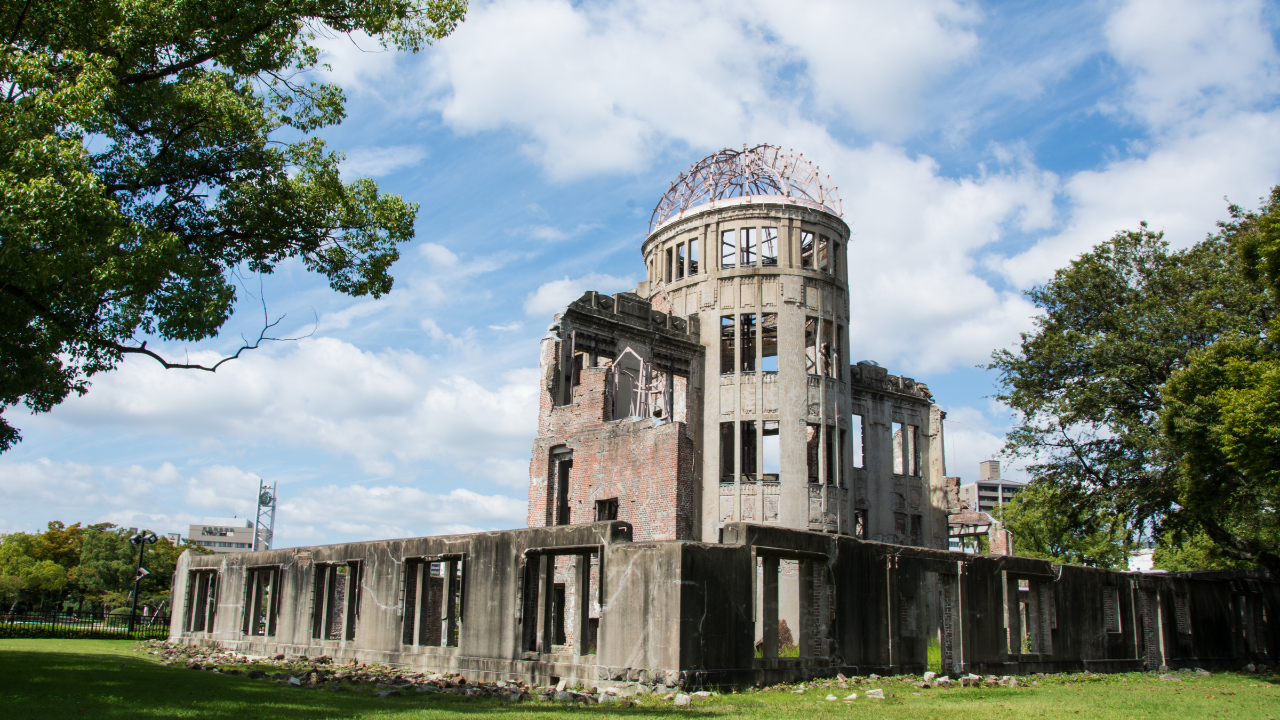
xmin=187 ymin=518 xmax=254 ymax=554
xmin=959 ymin=460 xmax=1024 ymax=515
xmin=165 ymin=533 xmax=182 ymax=545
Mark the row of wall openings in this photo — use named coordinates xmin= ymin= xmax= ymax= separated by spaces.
xmin=520 ymin=551 xmax=599 ymax=656
xmin=402 ymin=557 xmax=464 ymax=648
xmin=183 ymin=569 xmax=218 ymax=633
xmin=552 ymin=333 xmax=620 ymax=408
xmin=806 ymin=423 xmax=845 ymax=486
xmin=892 ymin=422 xmax=921 ymax=477
xmin=720 ymin=419 xmax=781 ymax=483
xmin=720 ymin=228 xmax=779 ymax=269
xmin=243 ymin=566 xmax=281 ymax=637
xmin=312 ymin=562 xmax=362 ymax=642
xmin=800 ymin=230 xmax=844 ymax=277
xmin=755 ymin=554 xmax=826 ymax=659
xmin=662 ymin=239 xmax=700 ymax=283
xmin=804 ymin=317 xmax=842 ymax=379
xmin=720 ymin=312 xmax=779 ymax=374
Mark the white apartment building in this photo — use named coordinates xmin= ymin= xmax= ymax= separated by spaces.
xmin=958 ymin=460 xmax=1024 ymax=515
xmin=187 ymin=518 xmax=255 ymax=554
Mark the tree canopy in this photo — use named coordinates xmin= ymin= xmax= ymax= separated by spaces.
xmin=0 ymin=0 xmax=467 ymax=450
xmin=991 ymin=193 xmax=1280 ymax=574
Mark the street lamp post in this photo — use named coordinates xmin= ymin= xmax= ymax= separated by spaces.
xmin=127 ymin=531 xmax=158 ymax=634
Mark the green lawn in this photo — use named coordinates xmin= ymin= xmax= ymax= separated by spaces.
xmin=1 ymin=638 xmax=1277 ymax=719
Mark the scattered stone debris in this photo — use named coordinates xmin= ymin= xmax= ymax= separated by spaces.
xmin=865 ymin=688 xmax=885 ymax=699
xmin=1159 ymin=674 xmax=1182 ymax=682
xmin=674 ymin=693 xmax=692 ymax=706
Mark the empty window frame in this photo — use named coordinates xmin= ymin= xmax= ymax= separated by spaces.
xmin=806 ymin=423 xmax=821 ymax=484
xmin=554 ymin=451 xmax=573 ymax=526
xmin=184 ymin=570 xmax=218 ymax=633
xmin=761 ymin=228 xmax=779 ymax=266
xmin=824 ymin=424 xmax=836 ymax=485
xmin=740 ymin=228 xmax=757 ymax=267
xmin=595 ymin=498 xmax=619 ymax=522
xmin=800 ymin=231 xmax=815 ymax=269
xmin=821 ymin=319 xmax=834 ymax=377
xmin=664 ymin=247 xmax=673 ymax=283
xmin=851 ymin=414 xmax=865 ymax=468
xmin=675 ymin=243 xmax=686 ymax=280
xmin=721 ymin=230 xmax=735 ymax=269
xmin=740 ymin=313 xmax=757 ymax=372
xmin=720 ymin=422 xmax=735 ymax=483
xmin=762 ymin=420 xmax=780 ymax=481
xmin=761 ymin=313 xmax=778 ymax=371
xmin=854 ymin=510 xmax=867 ymax=539
xmin=805 ymin=317 xmax=819 ymax=375
xmin=688 ymin=238 xmax=699 ymax=275
xmin=720 ymin=315 xmax=735 ymax=374
xmin=892 ymin=422 xmax=906 ymax=475
xmin=312 ymin=562 xmax=361 ymax=641
xmin=833 ymin=241 xmax=843 ymax=278
xmin=741 ymin=420 xmax=757 ymax=481
xmin=907 ymin=425 xmax=919 ymax=476
xmin=838 ymin=428 xmax=847 ymax=487
xmin=403 ymin=558 xmax=464 ymax=647
xmin=818 ymin=235 xmax=830 ymax=273
xmin=243 ymin=566 xmax=280 ymax=637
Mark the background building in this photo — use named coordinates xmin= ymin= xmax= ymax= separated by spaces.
xmin=187 ymin=518 xmax=254 ymax=554
xmin=958 ymin=460 xmax=1024 ymax=514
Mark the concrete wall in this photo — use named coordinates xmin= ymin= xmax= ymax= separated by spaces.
xmin=170 ymin=522 xmax=1278 ymax=689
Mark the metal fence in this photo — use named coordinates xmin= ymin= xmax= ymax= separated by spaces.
xmin=0 ymin=611 xmax=171 ymax=640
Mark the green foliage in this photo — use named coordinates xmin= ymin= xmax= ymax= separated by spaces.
xmin=0 ymin=0 xmax=468 ymax=450
xmin=997 ymin=485 xmax=1133 ymax=568
xmin=992 ymin=192 xmax=1280 ymax=574
xmin=1153 ymin=529 xmax=1257 ymax=572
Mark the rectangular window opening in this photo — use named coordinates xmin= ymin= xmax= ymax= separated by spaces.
xmin=243 ymin=566 xmax=280 ymax=637
xmin=761 ymin=228 xmax=778 ymax=266
xmin=761 ymin=313 xmax=778 ymax=372
xmin=834 ymin=241 xmax=843 ymax=278
xmin=720 ymin=422 xmax=735 ymax=483
xmin=825 ymin=424 xmax=836 ymax=485
xmin=907 ymin=425 xmax=919 ymax=476
xmin=910 ymin=515 xmax=922 ymax=546
xmin=595 ymin=498 xmax=619 ymax=522
xmin=838 ymin=428 xmax=847 ymax=487
xmin=676 ymin=243 xmax=686 ymax=280
xmin=721 ymin=230 xmax=735 ymax=269
xmin=805 ymin=317 xmax=818 ymax=375
xmin=806 ymin=424 xmax=821 ymax=484
xmin=555 ymin=457 xmax=573 ymax=526
xmin=665 ymin=247 xmax=673 ymax=283
xmin=740 ymin=228 xmax=757 ymax=267
xmin=818 ymin=235 xmax=830 ymax=273
xmin=741 ymin=420 xmax=757 ymax=482
xmin=688 ymin=238 xmax=699 ymax=275
xmin=740 ymin=313 xmax=757 ymax=372
xmin=720 ymin=315 xmax=735 ymax=375
xmin=762 ymin=420 xmax=780 ymax=482
xmin=852 ymin=414 xmax=865 ymax=468
xmin=893 ymin=422 xmax=906 ymax=476
xmin=801 ymin=231 xmax=815 ymax=269
xmin=185 ymin=570 xmax=218 ymax=633
xmin=821 ymin=319 xmax=834 ymax=377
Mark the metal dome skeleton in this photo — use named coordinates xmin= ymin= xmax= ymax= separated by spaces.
xmin=649 ymin=144 xmax=842 ymax=233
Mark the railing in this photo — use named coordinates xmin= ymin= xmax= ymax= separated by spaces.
xmin=0 ymin=611 xmax=171 ymax=639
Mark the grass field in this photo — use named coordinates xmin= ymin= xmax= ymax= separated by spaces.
xmin=1 ymin=638 xmax=1277 ymax=719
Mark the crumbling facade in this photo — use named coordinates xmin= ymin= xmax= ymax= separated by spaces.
xmin=170 ymin=144 xmax=1276 ymax=685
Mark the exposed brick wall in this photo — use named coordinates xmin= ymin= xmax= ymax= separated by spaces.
xmin=529 ymin=364 xmax=698 ymax=542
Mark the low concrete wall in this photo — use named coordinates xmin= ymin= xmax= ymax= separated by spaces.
xmin=170 ymin=521 xmax=1277 ymax=688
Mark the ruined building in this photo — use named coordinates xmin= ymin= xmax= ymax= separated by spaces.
xmin=169 ymin=146 xmax=1277 ymax=687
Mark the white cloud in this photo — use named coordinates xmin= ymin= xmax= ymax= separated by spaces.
xmin=37 ymin=338 xmax=540 ymax=487
xmin=341 ymin=145 xmax=428 ymax=177
xmin=523 ymin=273 xmax=635 ymax=317
xmin=0 ymin=459 xmax=526 ymax=543
xmin=939 ymin=405 xmax=1027 ymax=485
xmin=1104 ymin=0 xmax=1280 ymax=130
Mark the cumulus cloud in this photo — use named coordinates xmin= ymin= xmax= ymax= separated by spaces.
xmin=341 ymin=145 xmax=429 ymax=178
xmin=40 ymin=338 xmax=539 ymax=487
xmin=523 ymin=273 xmax=635 ymax=317
xmin=0 ymin=459 xmax=526 ymax=543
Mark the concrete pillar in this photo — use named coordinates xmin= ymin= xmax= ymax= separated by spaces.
xmin=762 ymin=556 xmax=779 ymax=658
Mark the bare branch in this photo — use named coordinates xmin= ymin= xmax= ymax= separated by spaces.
xmin=111 ymin=300 xmax=317 ymax=372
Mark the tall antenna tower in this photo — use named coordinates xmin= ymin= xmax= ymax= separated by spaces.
xmin=254 ymin=479 xmax=277 ymax=551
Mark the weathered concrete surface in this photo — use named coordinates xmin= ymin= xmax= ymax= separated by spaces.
xmin=171 ymin=521 xmax=1278 ymax=688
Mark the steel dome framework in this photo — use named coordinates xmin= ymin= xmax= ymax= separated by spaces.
xmin=649 ymin=144 xmax=842 ymax=233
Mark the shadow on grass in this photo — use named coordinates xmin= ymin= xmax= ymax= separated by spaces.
xmin=0 ymin=643 xmax=722 ymax=720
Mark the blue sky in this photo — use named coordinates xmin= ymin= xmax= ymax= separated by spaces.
xmin=3 ymin=0 xmax=1280 ymax=546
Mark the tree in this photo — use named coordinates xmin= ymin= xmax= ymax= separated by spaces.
xmin=996 ymin=484 xmax=1133 ymax=568
xmin=990 ymin=209 xmax=1277 ymax=573
xmin=1160 ymin=187 xmax=1280 ymax=572
xmin=0 ymin=0 xmax=467 ymax=450
xmin=0 ymin=532 xmax=68 ymax=613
